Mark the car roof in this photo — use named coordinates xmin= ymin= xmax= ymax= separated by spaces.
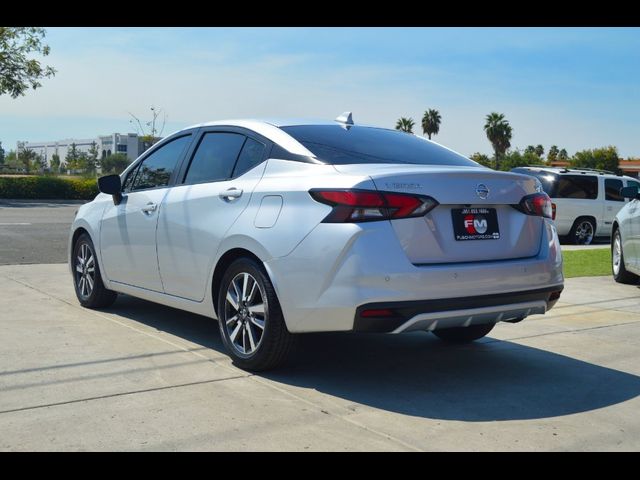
xmin=514 ymin=166 xmax=636 ymax=180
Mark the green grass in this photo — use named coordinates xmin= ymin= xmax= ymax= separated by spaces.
xmin=562 ymin=248 xmax=612 ymax=278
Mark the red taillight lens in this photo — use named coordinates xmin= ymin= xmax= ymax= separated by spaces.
xmin=310 ymin=189 xmax=438 ymax=223
xmin=551 ymin=202 xmax=557 ymax=221
xmin=519 ymin=193 xmax=553 ymax=219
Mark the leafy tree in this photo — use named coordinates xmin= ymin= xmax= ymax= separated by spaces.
xmin=547 ymin=145 xmax=559 ymax=163
xmin=421 ymin=109 xmax=441 ymax=140
xmin=100 ymin=152 xmax=130 ymax=175
xmin=0 ymin=141 xmax=5 ymax=164
xmin=65 ymin=143 xmax=82 ymax=170
xmin=86 ymin=141 xmax=99 ymax=174
xmin=395 ymin=117 xmax=415 ymax=133
xmin=570 ymin=146 xmax=620 ymax=173
xmin=19 ymin=147 xmax=37 ymax=172
xmin=50 ymin=153 xmax=61 ymax=173
xmin=558 ymin=148 xmax=569 ymax=161
xmin=0 ymin=27 xmax=56 ymax=98
xmin=525 ymin=145 xmax=536 ymax=155
xmin=484 ymin=112 xmax=512 ymax=170
xmin=469 ymin=152 xmax=493 ymax=169
xmin=5 ymin=150 xmax=18 ymax=169
xmin=535 ymin=144 xmax=544 ymax=158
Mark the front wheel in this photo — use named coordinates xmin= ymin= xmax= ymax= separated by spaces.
xmin=432 ymin=323 xmax=495 ymax=343
xmin=612 ymin=228 xmax=639 ymax=284
xmin=217 ymin=257 xmax=295 ymax=371
xmin=72 ymin=233 xmax=118 ymax=308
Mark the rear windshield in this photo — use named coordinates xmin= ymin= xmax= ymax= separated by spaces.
xmin=280 ymin=125 xmax=478 ymax=167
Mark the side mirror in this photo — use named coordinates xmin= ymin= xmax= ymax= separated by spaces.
xmin=98 ymin=174 xmax=123 ymax=205
xmin=620 ymin=185 xmax=640 ymax=200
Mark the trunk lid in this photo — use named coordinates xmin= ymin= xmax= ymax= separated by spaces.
xmin=334 ymin=164 xmax=544 ymax=264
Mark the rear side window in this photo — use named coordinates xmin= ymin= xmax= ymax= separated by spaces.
xmin=605 ymin=178 xmax=624 ymax=202
xmin=555 ymin=175 xmax=598 ymax=200
xmin=232 ymin=137 xmax=266 ymax=178
xmin=280 ymin=125 xmax=477 ymax=167
xmin=184 ymin=133 xmax=246 ymax=184
xmin=131 ymin=135 xmax=191 ymax=191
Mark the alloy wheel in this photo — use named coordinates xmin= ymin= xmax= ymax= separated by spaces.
xmin=575 ymin=221 xmax=594 ymax=245
xmin=224 ymin=272 xmax=266 ymax=355
xmin=613 ymin=232 xmax=622 ymax=275
xmin=75 ymin=243 xmax=96 ymax=298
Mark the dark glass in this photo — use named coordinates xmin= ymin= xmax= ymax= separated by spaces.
xmin=281 ymin=125 xmax=477 ymax=166
xmin=555 ymin=175 xmax=598 ymax=199
xmin=512 ymin=168 xmax=559 ymax=196
xmin=605 ymin=178 xmax=624 ymax=202
xmin=185 ymin=133 xmax=246 ymax=184
xmin=131 ymin=135 xmax=191 ymax=191
xmin=233 ymin=137 xmax=266 ymax=178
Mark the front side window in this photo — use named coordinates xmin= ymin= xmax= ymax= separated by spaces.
xmin=184 ymin=132 xmax=246 ymax=184
xmin=605 ymin=178 xmax=624 ymax=202
xmin=131 ymin=135 xmax=191 ymax=191
xmin=555 ymin=175 xmax=598 ymax=200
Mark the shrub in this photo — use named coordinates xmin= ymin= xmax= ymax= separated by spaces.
xmin=0 ymin=176 xmax=99 ymax=200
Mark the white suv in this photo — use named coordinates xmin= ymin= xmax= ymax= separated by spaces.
xmin=512 ymin=166 xmax=640 ymax=244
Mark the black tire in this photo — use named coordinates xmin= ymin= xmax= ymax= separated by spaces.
xmin=217 ymin=257 xmax=295 ymax=371
xmin=72 ymin=233 xmax=118 ymax=308
xmin=612 ymin=228 xmax=639 ymax=284
xmin=432 ymin=323 xmax=495 ymax=343
xmin=569 ymin=217 xmax=596 ymax=245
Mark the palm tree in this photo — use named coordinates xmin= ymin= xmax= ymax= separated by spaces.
xmin=421 ymin=109 xmax=441 ymax=139
xmin=484 ymin=112 xmax=513 ymax=170
xmin=395 ymin=117 xmax=415 ymax=133
xmin=548 ymin=145 xmax=559 ymax=163
xmin=535 ymin=144 xmax=544 ymax=158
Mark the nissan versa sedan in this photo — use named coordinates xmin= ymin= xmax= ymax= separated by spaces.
xmin=69 ymin=115 xmax=564 ymax=370
xmin=612 ymin=184 xmax=640 ymax=284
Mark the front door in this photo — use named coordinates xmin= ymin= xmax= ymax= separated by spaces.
xmin=157 ymin=131 xmax=269 ymax=301
xmin=100 ymin=134 xmax=193 ymax=291
xmin=602 ymin=178 xmax=625 ymax=237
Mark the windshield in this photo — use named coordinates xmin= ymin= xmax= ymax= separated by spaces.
xmin=280 ymin=125 xmax=479 ymax=167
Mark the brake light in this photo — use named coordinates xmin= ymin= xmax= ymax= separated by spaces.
xmin=309 ymin=189 xmax=438 ymax=223
xmin=518 ymin=193 xmax=554 ymax=219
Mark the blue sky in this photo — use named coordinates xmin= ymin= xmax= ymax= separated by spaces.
xmin=1 ymin=27 xmax=639 ymax=157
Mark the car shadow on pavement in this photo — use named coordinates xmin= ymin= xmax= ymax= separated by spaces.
xmin=111 ymin=295 xmax=640 ymax=423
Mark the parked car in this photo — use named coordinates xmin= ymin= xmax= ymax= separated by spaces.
xmin=69 ymin=116 xmax=564 ymax=370
xmin=512 ymin=166 xmax=640 ymax=245
xmin=612 ymin=184 xmax=640 ymax=284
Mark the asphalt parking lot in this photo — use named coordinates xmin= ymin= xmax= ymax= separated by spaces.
xmin=0 ymin=200 xmax=639 ymax=451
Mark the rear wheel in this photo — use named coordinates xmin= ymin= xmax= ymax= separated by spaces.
xmin=72 ymin=233 xmax=117 ymax=308
xmin=432 ymin=323 xmax=495 ymax=343
xmin=612 ymin=228 xmax=639 ymax=284
xmin=570 ymin=217 xmax=595 ymax=245
xmin=217 ymin=257 xmax=295 ymax=371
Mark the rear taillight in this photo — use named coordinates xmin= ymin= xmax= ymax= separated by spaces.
xmin=309 ymin=189 xmax=438 ymax=223
xmin=551 ymin=202 xmax=557 ymax=220
xmin=518 ymin=192 xmax=554 ymax=219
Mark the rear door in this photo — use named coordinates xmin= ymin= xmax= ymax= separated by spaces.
xmin=157 ymin=128 xmax=270 ymax=301
xmin=553 ymin=175 xmax=600 ymax=235
xmin=603 ymin=177 xmax=625 ymax=236
xmin=625 ymin=179 xmax=640 ymax=269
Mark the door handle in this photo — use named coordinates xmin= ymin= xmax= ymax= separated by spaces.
xmin=141 ymin=202 xmax=157 ymax=214
xmin=219 ymin=188 xmax=243 ymax=201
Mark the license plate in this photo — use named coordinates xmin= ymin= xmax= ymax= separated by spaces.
xmin=451 ymin=208 xmax=500 ymax=241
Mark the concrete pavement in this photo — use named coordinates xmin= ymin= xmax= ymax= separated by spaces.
xmin=1 ymin=264 xmax=639 ymax=451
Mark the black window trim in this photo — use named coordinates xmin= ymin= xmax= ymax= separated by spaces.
xmin=176 ymin=126 xmax=273 ymax=187
xmin=120 ymin=130 xmax=197 ymax=194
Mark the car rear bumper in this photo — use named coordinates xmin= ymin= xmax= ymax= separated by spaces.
xmin=353 ymin=286 xmax=562 ymax=333
xmin=265 ymin=218 xmax=564 ymax=333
